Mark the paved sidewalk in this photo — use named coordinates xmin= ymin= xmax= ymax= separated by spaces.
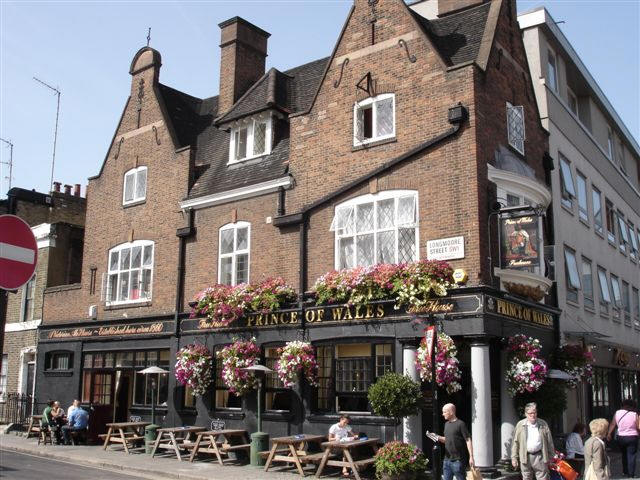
xmin=0 ymin=433 xmax=326 ymax=480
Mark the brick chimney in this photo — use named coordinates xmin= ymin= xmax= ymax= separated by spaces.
xmin=438 ymin=0 xmax=486 ymax=16
xmin=63 ymin=184 xmax=72 ymax=195
xmin=218 ymin=17 xmax=270 ymax=114
xmin=53 ymin=181 xmax=61 ymax=193
xmin=74 ymin=184 xmax=81 ymax=197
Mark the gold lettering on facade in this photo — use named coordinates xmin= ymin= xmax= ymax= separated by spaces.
xmin=365 ymin=305 xmax=374 ymax=318
xmin=332 ymin=308 xmax=344 ymax=321
xmin=376 ymin=305 xmax=385 ymax=318
xmin=495 ymin=299 xmax=552 ymax=327
xmin=305 ymin=310 xmax=316 ymax=323
xmin=354 ymin=305 xmax=364 ymax=319
xmin=343 ymin=307 xmax=353 ymax=320
xmin=290 ymin=311 xmax=299 ymax=324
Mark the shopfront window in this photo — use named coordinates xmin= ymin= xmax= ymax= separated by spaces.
xmin=591 ymin=367 xmax=611 ymax=419
xmin=82 ymin=349 xmax=169 ymax=407
xmin=265 ymin=346 xmax=290 ymax=412
xmin=314 ymin=342 xmax=393 ymax=413
xmin=214 ymin=345 xmax=241 ymax=410
xmin=620 ymin=370 xmax=638 ymax=404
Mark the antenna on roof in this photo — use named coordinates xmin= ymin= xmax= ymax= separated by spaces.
xmin=0 ymin=138 xmax=13 ymax=192
xmin=147 ymin=27 xmax=151 ymax=47
xmin=33 ymin=76 xmax=61 ymax=194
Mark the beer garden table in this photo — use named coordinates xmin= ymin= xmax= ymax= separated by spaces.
xmin=150 ymin=426 xmax=206 ymax=461
xmin=315 ymin=437 xmax=380 ymax=480
xmin=102 ymin=421 xmax=150 ymax=454
xmin=263 ymin=434 xmax=327 ymax=477
xmin=188 ymin=429 xmax=250 ymax=464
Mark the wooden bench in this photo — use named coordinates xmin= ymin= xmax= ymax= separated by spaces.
xmin=221 ymin=443 xmax=251 ymax=452
xmin=26 ymin=415 xmax=43 ymax=439
xmin=260 ymin=448 xmax=289 ymax=458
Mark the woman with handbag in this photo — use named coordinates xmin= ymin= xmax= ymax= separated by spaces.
xmin=607 ymin=399 xmax=640 ymax=478
xmin=585 ymin=418 xmax=610 ymax=480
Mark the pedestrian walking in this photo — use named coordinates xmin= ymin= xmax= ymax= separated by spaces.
xmin=511 ymin=402 xmax=555 ymax=480
xmin=429 ymin=403 xmax=475 ymax=480
xmin=585 ymin=418 xmax=610 ymax=480
xmin=606 ymin=399 xmax=639 ymax=478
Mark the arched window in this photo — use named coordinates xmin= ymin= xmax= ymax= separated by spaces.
xmin=330 ymin=190 xmax=418 ymax=269
xmin=218 ymin=222 xmax=250 ymax=285
xmin=105 ymin=240 xmax=154 ymax=304
xmin=123 ymin=166 xmax=147 ymax=205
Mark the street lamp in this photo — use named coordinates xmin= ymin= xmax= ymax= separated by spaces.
xmin=242 ymin=364 xmax=273 ymax=466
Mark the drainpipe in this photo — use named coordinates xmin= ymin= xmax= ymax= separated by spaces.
xmin=299 ymin=216 xmax=308 ymax=330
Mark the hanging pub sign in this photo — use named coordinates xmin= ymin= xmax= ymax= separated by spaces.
xmin=424 ymin=325 xmax=436 ymax=359
xmin=500 ymin=215 xmax=540 ymax=270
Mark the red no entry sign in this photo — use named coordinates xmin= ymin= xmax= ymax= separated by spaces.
xmin=0 ymin=215 xmax=38 ymax=290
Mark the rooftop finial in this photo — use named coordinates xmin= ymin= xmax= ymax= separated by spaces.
xmin=146 ymin=27 xmax=151 ymax=47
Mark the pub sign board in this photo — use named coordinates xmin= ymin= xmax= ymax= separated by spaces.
xmin=40 ymin=320 xmax=174 ymax=342
xmin=485 ymin=296 xmax=554 ymax=329
xmin=500 ymin=215 xmax=540 ymax=270
xmin=181 ymin=296 xmax=484 ymax=334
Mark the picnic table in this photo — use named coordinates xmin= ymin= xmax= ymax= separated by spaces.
xmin=188 ymin=429 xmax=250 ymax=464
xmin=26 ymin=415 xmax=43 ymax=439
xmin=316 ymin=437 xmax=380 ymax=480
xmin=101 ymin=421 xmax=150 ymax=454
xmin=264 ymin=434 xmax=327 ymax=477
xmin=151 ymin=426 xmax=206 ymax=461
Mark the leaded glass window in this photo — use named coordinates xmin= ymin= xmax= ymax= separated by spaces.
xmin=506 ymin=103 xmax=525 ymax=154
xmin=354 ymin=94 xmax=395 ymax=145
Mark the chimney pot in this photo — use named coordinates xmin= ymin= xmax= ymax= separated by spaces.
xmin=53 ymin=182 xmax=61 ymax=193
xmin=63 ymin=184 xmax=72 ymax=195
xmin=218 ymin=17 xmax=270 ymax=114
xmin=74 ymin=184 xmax=81 ymax=197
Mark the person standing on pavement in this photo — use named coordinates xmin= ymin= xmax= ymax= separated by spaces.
xmin=433 ymin=403 xmax=475 ymax=480
xmin=511 ymin=402 xmax=555 ymax=480
xmin=585 ymin=418 xmax=611 ymax=480
xmin=606 ymin=399 xmax=639 ymax=478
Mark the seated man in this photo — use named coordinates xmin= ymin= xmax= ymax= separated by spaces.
xmin=67 ymin=399 xmax=80 ymax=418
xmin=328 ymin=415 xmax=358 ymax=477
xmin=62 ymin=406 xmax=89 ymax=445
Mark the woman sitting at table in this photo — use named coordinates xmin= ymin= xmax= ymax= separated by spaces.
xmin=566 ymin=422 xmax=586 ymax=459
xmin=328 ymin=415 xmax=358 ymax=477
xmin=51 ymin=401 xmax=66 ymax=426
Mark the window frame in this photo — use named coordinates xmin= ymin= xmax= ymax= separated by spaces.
xmin=607 ymin=128 xmax=614 ymax=160
xmin=564 ymin=246 xmax=580 ymax=304
xmin=628 ymin=222 xmax=639 ymax=261
xmin=605 ymin=200 xmax=616 ymax=244
xmin=575 ymin=171 xmax=589 ymax=223
xmin=332 ymin=190 xmax=419 ymax=270
xmin=264 ymin=344 xmax=291 ymax=413
xmin=567 ymin=87 xmax=578 ymax=115
xmin=506 ymin=102 xmax=525 ymax=155
xmin=228 ymin=116 xmax=272 ymax=164
xmin=617 ymin=212 xmax=629 ymax=254
xmin=218 ymin=222 xmax=251 ymax=286
xmin=581 ymin=256 xmax=594 ymax=310
xmin=45 ymin=351 xmax=73 ymax=372
xmin=592 ymin=186 xmax=603 ymax=235
xmin=621 ymin=280 xmax=631 ymax=326
xmin=597 ymin=267 xmax=611 ymax=313
xmin=632 ymin=286 xmax=639 ymax=327
xmin=132 ymin=350 xmax=169 ymax=407
xmin=21 ymin=274 xmax=36 ymax=322
xmin=122 ymin=166 xmax=148 ymax=206
xmin=547 ymin=49 xmax=558 ymax=92
xmin=353 ymin=93 xmax=396 ymax=146
xmin=105 ymin=240 xmax=154 ymax=305
xmin=0 ymin=354 xmax=7 ymax=401
xmin=610 ymin=274 xmax=622 ymax=315
xmin=558 ymin=154 xmax=576 ymax=210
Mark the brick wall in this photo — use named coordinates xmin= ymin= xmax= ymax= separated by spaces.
xmin=43 ymin=49 xmax=191 ymax=325
xmin=2 ymin=331 xmax=37 ymax=394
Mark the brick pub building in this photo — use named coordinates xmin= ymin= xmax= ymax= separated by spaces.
xmin=38 ymin=0 xmax=559 ymax=465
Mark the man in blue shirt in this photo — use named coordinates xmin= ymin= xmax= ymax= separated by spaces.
xmin=62 ymin=406 xmax=89 ymax=445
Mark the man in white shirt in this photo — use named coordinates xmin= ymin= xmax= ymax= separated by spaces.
xmin=511 ymin=403 xmax=555 ymax=480
xmin=328 ymin=415 xmax=358 ymax=476
xmin=67 ymin=399 xmax=80 ymax=419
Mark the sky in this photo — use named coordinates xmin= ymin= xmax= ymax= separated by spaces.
xmin=1 ymin=1 xmax=638 ymax=199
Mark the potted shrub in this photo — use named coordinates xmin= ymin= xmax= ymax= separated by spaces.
xmin=367 ymin=372 xmax=422 ymax=440
xmin=374 ymin=441 xmax=428 ymax=480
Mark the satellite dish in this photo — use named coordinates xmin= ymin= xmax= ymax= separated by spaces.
xmin=139 ymin=366 xmax=169 ymax=374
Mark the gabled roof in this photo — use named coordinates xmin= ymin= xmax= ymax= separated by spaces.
xmin=215 ymin=57 xmax=329 ymax=125
xmin=411 ymin=2 xmax=492 ymax=67
xmin=157 ymin=83 xmax=205 ymax=149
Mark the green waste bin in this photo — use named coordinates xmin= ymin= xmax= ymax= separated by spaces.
xmin=250 ymin=432 xmax=269 ymax=466
xmin=145 ymin=424 xmax=158 ymax=454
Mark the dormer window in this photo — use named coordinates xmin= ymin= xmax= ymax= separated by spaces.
xmin=229 ymin=116 xmax=272 ymax=163
xmin=123 ymin=166 xmax=147 ymax=205
xmin=354 ymin=94 xmax=395 ymax=146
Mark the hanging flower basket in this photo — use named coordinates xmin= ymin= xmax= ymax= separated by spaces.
xmin=275 ymin=341 xmax=318 ymax=388
xmin=217 ymin=337 xmax=261 ymax=396
xmin=190 ymin=277 xmax=297 ymax=327
xmin=415 ymin=332 xmax=462 ymax=395
xmin=505 ymin=334 xmax=548 ymax=396
xmin=312 ymin=260 xmax=454 ymax=310
xmin=175 ymin=344 xmax=212 ymax=396
xmin=553 ymin=343 xmax=593 ymax=388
